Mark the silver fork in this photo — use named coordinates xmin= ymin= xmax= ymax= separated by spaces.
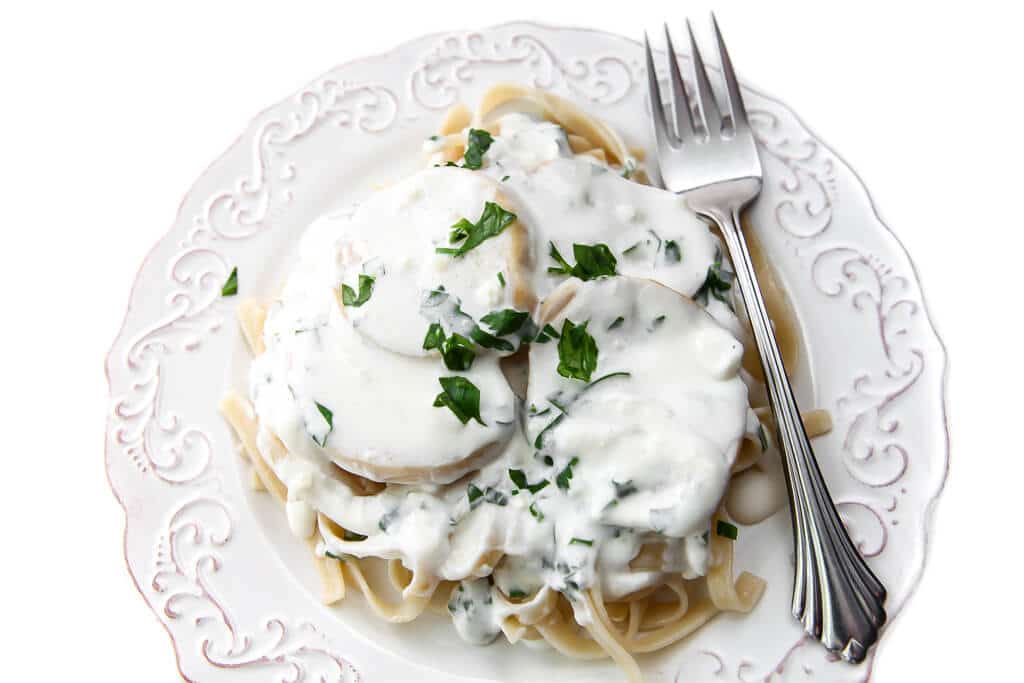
xmin=643 ymin=17 xmax=887 ymax=663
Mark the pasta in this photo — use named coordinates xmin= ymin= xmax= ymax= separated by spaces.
xmin=220 ymin=84 xmax=831 ymax=682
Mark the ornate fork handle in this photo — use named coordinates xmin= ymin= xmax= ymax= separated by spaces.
xmin=697 ymin=189 xmax=887 ymax=663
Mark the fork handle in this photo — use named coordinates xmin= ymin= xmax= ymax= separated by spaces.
xmin=711 ymin=203 xmax=887 ymax=664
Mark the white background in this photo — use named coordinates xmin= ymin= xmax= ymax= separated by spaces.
xmin=1 ymin=1 xmax=1018 ymax=680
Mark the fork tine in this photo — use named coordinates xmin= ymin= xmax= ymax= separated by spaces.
xmin=710 ymin=13 xmax=748 ymax=130
xmin=643 ymin=32 xmax=673 ymax=150
xmin=685 ymin=19 xmax=722 ymax=136
xmin=663 ymin=24 xmax=696 ymax=142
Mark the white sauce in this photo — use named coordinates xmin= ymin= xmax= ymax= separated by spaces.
xmin=249 ymin=112 xmax=754 ymax=647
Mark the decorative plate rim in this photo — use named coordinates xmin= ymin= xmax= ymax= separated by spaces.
xmin=104 ymin=19 xmax=950 ymax=683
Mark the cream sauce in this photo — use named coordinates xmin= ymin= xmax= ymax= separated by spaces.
xmin=249 ymin=111 xmax=755 ymax=647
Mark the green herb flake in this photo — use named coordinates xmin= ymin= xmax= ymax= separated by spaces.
xmin=529 ymin=502 xmax=544 ymax=521
xmin=436 ymin=202 xmax=517 ymax=258
xmin=651 ymin=315 xmax=666 ymax=330
xmin=448 ymin=218 xmax=471 ymax=244
xmin=497 ymin=271 xmax=506 ymax=287
xmin=556 ymin=456 xmax=579 ymax=491
xmin=569 ymin=537 xmax=594 ymax=547
xmin=341 ymin=274 xmax=375 ymax=307
xmin=695 ymin=249 xmax=735 ymax=307
xmin=481 ymin=309 xmax=530 ymax=336
xmin=621 ymin=159 xmax=637 ymax=179
xmin=572 ymin=243 xmax=617 ymax=279
xmin=439 ymin=333 xmax=476 ymax=371
xmin=716 ymin=520 xmax=739 ymax=540
xmin=547 ymin=242 xmax=574 ymax=275
xmin=508 ymin=468 xmax=549 ymax=494
xmin=467 ymin=483 xmax=484 ymax=507
xmin=529 ymin=479 xmax=549 ymax=494
xmin=422 ymin=322 xmax=446 ymax=351
xmin=607 ymin=316 xmax=625 ymax=331
xmin=547 ymin=242 xmax=617 ymax=280
xmin=664 ymin=240 xmax=682 ymax=264
xmin=433 ymin=376 xmax=485 ymax=425
xmin=508 ymin=469 xmax=528 ymax=489
xmin=342 ymin=529 xmax=367 ymax=541
xmin=508 ymin=589 xmax=527 ymax=599
xmin=463 ymin=128 xmax=494 ymax=170
xmin=324 ymin=550 xmax=346 ymax=561
xmin=312 ymin=402 xmax=334 ymax=447
xmin=557 ymin=319 xmax=598 ymax=382
xmin=533 ymin=323 xmax=560 ymax=344
xmin=469 ymin=325 xmax=515 ymax=352
xmin=221 ymin=267 xmax=239 ymax=297
xmin=757 ymin=424 xmax=769 ymax=452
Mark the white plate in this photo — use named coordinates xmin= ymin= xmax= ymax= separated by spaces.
xmin=106 ymin=21 xmax=949 ymax=683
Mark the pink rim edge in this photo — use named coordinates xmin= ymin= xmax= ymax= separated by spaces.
xmin=103 ymin=19 xmax=951 ymax=683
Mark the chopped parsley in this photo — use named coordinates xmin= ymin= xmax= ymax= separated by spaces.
xmin=508 ymin=469 xmax=550 ymax=494
xmin=557 ymin=319 xmax=598 ymax=382
xmin=221 ymin=267 xmax=238 ymax=297
xmin=501 ymin=175 xmax=510 ymax=182
xmin=436 ymin=202 xmax=517 ymax=258
xmin=716 ymin=520 xmax=739 ymax=540
xmin=341 ymin=274 xmax=375 ymax=307
xmin=448 ymin=219 xmax=470 ymax=244
xmin=422 ymin=323 xmax=446 ymax=351
xmin=324 ymin=550 xmax=346 ymax=561
xmin=529 ymin=502 xmax=544 ymax=521
xmin=497 ymin=271 xmax=506 ymax=287
xmin=695 ymin=249 xmax=735 ymax=306
xmin=547 ymin=242 xmax=617 ymax=280
xmin=422 ymin=324 xmax=477 ymax=371
xmin=508 ymin=469 xmax=528 ymax=488
xmin=569 ymin=537 xmax=594 ymax=547
xmin=463 ymin=128 xmax=494 ymax=170
xmin=469 ymin=325 xmax=515 ymax=352
xmin=438 ymin=333 xmax=476 ymax=371
xmin=467 ymin=483 xmax=484 ymax=507
xmin=607 ymin=316 xmax=625 ymax=331
xmin=533 ymin=323 xmax=560 ymax=344
xmin=480 ymin=309 xmax=531 ymax=336
xmin=664 ymin=240 xmax=682 ymax=263
xmin=555 ymin=456 xmax=579 ymax=491
xmin=311 ymin=402 xmax=333 ymax=447
xmin=433 ymin=376 xmax=485 ymax=425
xmin=651 ymin=315 xmax=666 ymax=331
xmin=508 ymin=589 xmax=527 ymax=599
xmin=621 ymin=159 xmax=637 ymax=179
xmin=342 ymin=529 xmax=367 ymax=541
